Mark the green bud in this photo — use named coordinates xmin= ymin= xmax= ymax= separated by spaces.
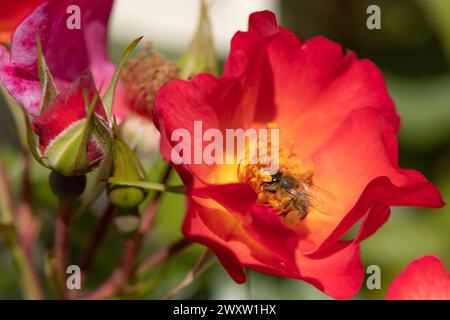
xmin=178 ymin=0 xmax=218 ymax=79
xmin=107 ymin=131 xmax=148 ymax=208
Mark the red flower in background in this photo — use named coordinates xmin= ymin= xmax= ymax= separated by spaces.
xmin=0 ymin=0 xmax=157 ymax=176
xmin=0 ymin=0 xmax=114 ymax=116
xmin=154 ymin=11 xmax=444 ymax=299
xmin=0 ymin=0 xmax=44 ymax=44
xmin=386 ymin=256 xmax=450 ymax=300
xmin=0 ymin=0 xmax=117 ymax=176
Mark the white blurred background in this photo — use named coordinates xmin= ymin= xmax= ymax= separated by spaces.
xmin=110 ymin=0 xmax=280 ymax=58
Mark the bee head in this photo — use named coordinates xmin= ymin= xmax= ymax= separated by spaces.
xmin=270 ymin=171 xmax=282 ymax=183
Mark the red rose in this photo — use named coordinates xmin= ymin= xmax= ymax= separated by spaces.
xmin=154 ymin=11 xmax=444 ymax=299
xmin=0 ymin=0 xmax=145 ymax=176
xmin=0 ymin=0 xmax=114 ymax=117
xmin=0 ymin=0 xmax=44 ymax=44
xmin=386 ymin=255 xmax=450 ymax=300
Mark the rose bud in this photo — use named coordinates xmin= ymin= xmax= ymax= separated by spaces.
xmin=178 ymin=0 xmax=218 ymax=79
xmin=107 ymin=127 xmax=148 ymax=208
xmin=31 ymin=70 xmax=113 ymax=176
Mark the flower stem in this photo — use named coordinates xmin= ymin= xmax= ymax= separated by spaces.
xmin=7 ymin=237 xmax=44 ymax=299
xmin=83 ymin=165 xmax=174 ymax=299
xmin=80 ymin=203 xmax=116 ymax=281
xmin=53 ymin=200 xmax=73 ymax=299
xmin=0 ymin=159 xmax=44 ymax=299
xmin=17 ymin=149 xmax=40 ymax=253
xmin=136 ymin=238 xmax=192 ymax=276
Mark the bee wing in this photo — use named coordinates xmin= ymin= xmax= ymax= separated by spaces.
xmin=290 ymin=183 xmax=337 ymax=217
xmin=286 ymin=188 xmax=310 ymax=202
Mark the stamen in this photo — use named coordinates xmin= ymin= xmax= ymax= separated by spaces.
xmin=121 ymin=43 xmax=179 ymax=114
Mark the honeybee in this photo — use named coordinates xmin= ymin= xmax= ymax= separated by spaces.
xmin=260 ymin=170 xmax=334 ymax=224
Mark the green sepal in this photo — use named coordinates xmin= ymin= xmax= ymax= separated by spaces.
xmin=107 ymin=177 xmax=185 ymax=194
xmin=23 ymin=110 xmax=45 ymax=166
xmin=36 ymin=33 xmax=58 ymax=113
xmin=102 ymin=36 xmax=143 ymax=120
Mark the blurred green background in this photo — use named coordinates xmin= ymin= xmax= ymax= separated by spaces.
xmin=0 ymin=0 xmax=449 ymax=299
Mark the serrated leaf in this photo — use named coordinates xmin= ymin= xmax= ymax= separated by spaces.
xmin=36 ymin=33 xmax=58 ymax=113
xmin=103 ymin=36 xmax=143 ymax=119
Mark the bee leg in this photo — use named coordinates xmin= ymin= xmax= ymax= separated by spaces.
xmin=279 ymin=199 xmax=293 ymax=217
xmin=262 ymin=184 xmax=277 ymax=193
xmin=299 ymin=210 xmax=308 ymax=220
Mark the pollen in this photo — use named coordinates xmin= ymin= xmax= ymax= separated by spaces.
xmin=121 ymin=43 xmax=179 ymax=113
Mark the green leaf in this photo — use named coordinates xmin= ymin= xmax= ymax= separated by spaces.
xmin=36 ymin=33 xmax=58 ymax=113
xmin=103 ymin=36 xmax=143 ymax=119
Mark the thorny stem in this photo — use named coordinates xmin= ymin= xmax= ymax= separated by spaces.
xmin=83 ymin=165 xmax=175 ymax=299
xmin=0 ymin=159 xmax=44 ymax=299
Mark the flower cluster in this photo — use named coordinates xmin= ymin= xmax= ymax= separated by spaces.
xmin=0 ymin=0 xmax=446 ymax=300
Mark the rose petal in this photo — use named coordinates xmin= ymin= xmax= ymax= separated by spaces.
xmin=386 ymin=256 xmax=450 ymax=300
xmin=298 ymin=108 xmax=444 ymax=253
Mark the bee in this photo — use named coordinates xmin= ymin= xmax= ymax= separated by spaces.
xmin=260 ymin=170 xmax=334 ymax=224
